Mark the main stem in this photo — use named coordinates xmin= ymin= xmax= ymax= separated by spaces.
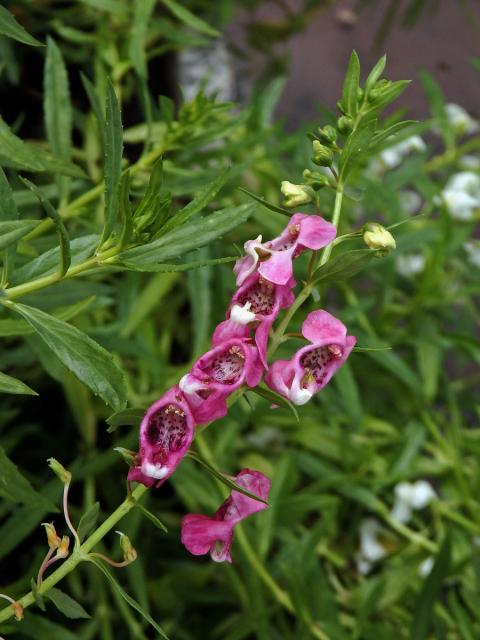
xmin=0 ymin=484 xmax=147 ymax=624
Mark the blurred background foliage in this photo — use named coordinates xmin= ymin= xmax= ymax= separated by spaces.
xmin=0 ymin=1 xmax=479 ymax=639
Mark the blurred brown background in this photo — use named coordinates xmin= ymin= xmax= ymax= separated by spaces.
xmin=228 ymin=0 xmax=480 ymax=127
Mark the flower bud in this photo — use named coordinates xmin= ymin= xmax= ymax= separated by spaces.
xmin=56 ymin=536 xmax=70 ymax=559
xmin=12 ymin=602 xmax=24 ymax=621
xmin=116 ymin=531 xmax=137 ymax=563
xmin=312 ymin=140 xmax=334 ymax=167
xmin=114 ymin=447 xmax=137 ymax=466
xmin=337 ymin=115 xmax=353 ymax=134
xmin=302 ymin=169 xmax=329 ymax=189
xmin=363 ymin=223 xmax=396 ymax=255
xmin=42 ymin=522 xmax=61 ymax=549
xmin=280 ymin=181 xmax=313 ymax=208
xmin=317 ymin=125 xmax=337 ymax=144
xmin=47 ymin=458 xmax=71 ymax=485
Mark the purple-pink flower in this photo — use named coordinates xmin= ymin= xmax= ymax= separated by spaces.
xmin=212 ymin=272 xmax=296 ymax=368
xmin=234 ymin=213 xmax=336 ymax=287
xmin=181 ymin=469 xmax=270 ymax=563
xmin=265 ymin=309 xmax=356 ymax=405
xmin=128 ymin=386 xmax=195 ymax=488
xmin=179 ymin=336 xmax=263 ymax=424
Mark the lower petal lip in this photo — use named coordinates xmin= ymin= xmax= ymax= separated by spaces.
xmin=142 ymin=462 xmax=169 ymax=480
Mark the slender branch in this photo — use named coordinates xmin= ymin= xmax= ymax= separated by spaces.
xmin=63 ymin=481 xmax=81 ymax=549
xmin=0 ymin=484 xmax=147 ymax=624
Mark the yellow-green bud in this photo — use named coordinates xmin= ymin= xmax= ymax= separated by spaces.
xmin=312 ymin=140 xmax=334 ymax=166
xmin=317 ymin=125 xmax=337 ymax=144
xmin=42 ymin=522 xmax=61 ymax=549
xmin=47 ymin=458 xmax=71 ymax=484
xmin=363 ymin=223 xmax=396 ymax=255
xmin=116 ymin=531 xmax=137 ymax=563
xmin=56 ymin=535 xmax=70 ymax=559
xmin=337 ymin=115 xmax=353 ymax=134
xmin=302 ymin=169 xmax=329 ymax=189
xmin=280 ymin=181 xmax=313 ymax=208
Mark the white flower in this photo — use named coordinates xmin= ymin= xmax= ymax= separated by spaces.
xmin=355 ymin=518 xmax=387 ymax=575
xmin=379 ymin=136 xmax=426 ymax=169
xmin=396 ymin=254 xmax=426 ymax=278
xmin=390 ymin=481 xmax=436 ymax=524
xmin=419 ymin=556 xmax=434 ymax=577
xmin=445 ymin=103 xmax=478 ymax=136
xmin=359 ymin=519 xmax=387 ymax=562
xmin=464 ymin=241 xmax=480 ymax=268
xmin=399 ymin=190 xmax=422 ymax=214
xmin=442 ymin=171 xmax=480 ymax=220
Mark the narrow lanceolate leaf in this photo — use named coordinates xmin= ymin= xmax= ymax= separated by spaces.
xmin=44 ymin=38 xmax=72 ymax=164
xmin=0 ymin=447 xmax=56 ymax=510
xmin=238 ymin=187 xmax=292 ymax=217
xmin=80 ymin=73 xmax=105 ymax=147
xmin=364 ymin=54 xmax=387 ymax=95
xmin=340 ymin=50 xmax=361 ymax=116
xmin=160 ymin=166 xmax=231 ymax=234
xmin=187 ymin=451 xmax=269 ymax=505
xmin=106 ymin=407 xmax=144 ymax=432
xmin=0 ymin=220 xmax=39 ymax=251
xmin=250 ymin=385 xmax=299 ymax=422
xmin=129 ymin=0 xmax=156 ymax=78
xmin=0 ymin=167 xmax=18 ymax=284
xmin=118 ymin=203 xmax=255 ymax=267
xmin=100 ymin=79 xmax=123 ymax=247
xmin=134 ymin=501 xmax=168 ymax=533
xmin=46 ymin=588 xmax=91 ymax=619
xmin=9 ymin=302 xmax=128 ymax=411
xmin=77 ymin=502 xmax=100 ymax=542
xmin=313 ymin=249 xmax=375 ymax=285
xmin=20 ymin=178 xmax=71 ymax=276
xmin=0 ymin=371 xmax=38 ymax=396
xmin=88 ymin=556 xmax=170 ymax=639
xmin=118 ymin=255 xmax=236 ymax=273
xmin=368 ymin=120 xmax=418 ymax=154
xmin=0 ymin=6 xmax=43 ymax=46
xmin=411 ymin=534 xmax=451 ymax=640
xmin=162 ymin=0 xmax=219 ymax=37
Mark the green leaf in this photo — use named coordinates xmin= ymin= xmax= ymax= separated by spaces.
xmin=0 ymin=219 xmax=39 ymax=251
xmin=339 ymin=116 xmax=377 ymax=180
xmin=0 ymin=167 xmax=19 ymax=283
xmin=46 ymin=588 xmax=90 ymax=619
xmin=0 ymin=446 xmax=55 ymax=510
xmin=118 ymin=255 xmax=236 ymax=273
xmin=118 ymin=203 xmax=255 ymax=266
xmin=160 ymin=166 xmax=231 ymax=234
xmin=8 ymin=301 xmax=128 ymax=411
xmin=364 ymin=54 xmax=387 ymax=95
xmin=162 ymin=0 xmax=220 ymax=37
xmin=129 ymin=0 xmax=156 ymax=78
xmin=313 ymin=249 xmax=375 ymax=285
xmin=0 ymin=371 xmax=38 ymax=395
xmin=133 ymin=500 xmax=168 ymax=533
xmin=19 ymin=178 xmax=71 ymax=276
xmin=238 ymin=187 xmax=292 ymax=217
xmin=368 ymin=120 xmax=418 ymax=154
xmin=0 ymin=6 xmax=43 ymax=46
xmin=340 ymin=51 xmax=361 ymax=116
xmin=369 ymin=79 xmax=411 ymax=110
xmin=106 ymin=407 xmax=144 ymax=432
xmin=187 ymin=450 xmax=269 ymax=505
xmin=133 ymin=159 xmax=169 ymax=233
xmin=77 ymin=502 xmax=100 ymax=542
xmin=411 ymin=534 xmax=451 ymax=640
xmin=100 ymin=79 xmax=123 ymax=247
xmin=88 ymin=556 xmax=170 ymax=639
xmin=80 ymin=73 xmax=105 ymax=146
xmin=44 ymin=38 xmax=72 ymax=165
xmin=31 ymin=578 xmax=46 ymax=611
xmin=249 ymin=384 xmax=299 ymax=421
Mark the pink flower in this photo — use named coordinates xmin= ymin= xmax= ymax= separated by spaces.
xmin=212 ymin=272 xmax=296 ymax=368
xmin=234 ymin=213 xmax=336 ymax=287
xmin=181 ymin=469 xmax=270 ymax=563
xmin=265 ymin=309 xmax=356 ymax=405
xmin=128 ymin=386 xmax=195 ymax=488
xmin=179 ymin=337 xmax=263 ymax=424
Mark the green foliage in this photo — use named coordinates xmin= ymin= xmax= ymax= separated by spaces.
xmin=0 ymin=4 xmax=478 ymax=640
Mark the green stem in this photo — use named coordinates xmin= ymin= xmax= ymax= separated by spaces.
xmin=0 ymin=484 xmax=147 ymax=624
xmin=318 ymin=184 xmax=344 ymax=268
